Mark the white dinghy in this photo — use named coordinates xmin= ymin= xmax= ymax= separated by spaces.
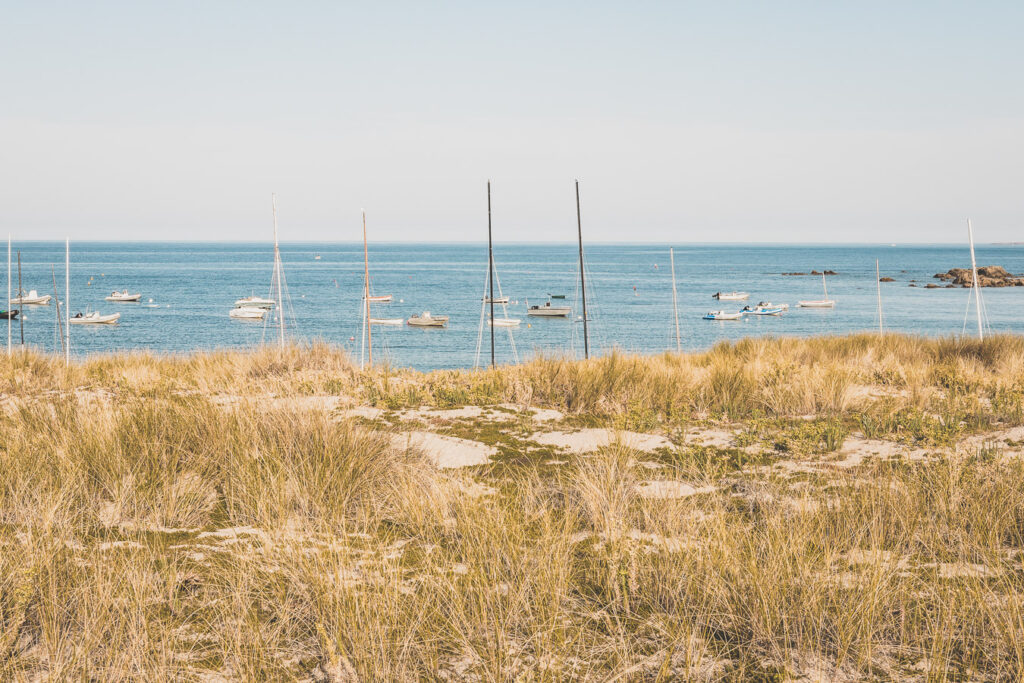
xmin=229 ymin=306 xmax=267 ymax=320
xmin=234 ymin=295 xmax=275 ymax=309
xmin=105 ymin=289 xmax=142 ymax=302
xmin=703 ymin=310 xmax=743 ymax=321
xmin=10 ymin=289 xmax=51 ymax=305
xmin=407 ymin=311 xmax=448 ymax=327
xmin=69 ymin=311 xmax=120 ymax=325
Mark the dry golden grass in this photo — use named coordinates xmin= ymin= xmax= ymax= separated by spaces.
xmin=1 ymin=334 xmax=1024 ymax=680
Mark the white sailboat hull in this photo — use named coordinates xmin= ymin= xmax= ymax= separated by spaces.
xmin=105 ymin=293 xmax=142 ymax=302
xmin=370 ymin=318 xmax=403 ymax=326
xmin=798 ymin=300 xmax=835 ymax=308
xmin=488 ymin=318 xmax=520 ymax=327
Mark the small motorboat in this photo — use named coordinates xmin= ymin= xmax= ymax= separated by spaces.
xmin=757 ymin=301 xmax=789 ymax=311
xmin=0 ymin=309 xmax=19 ymax=320
xmin=229 ymin=306 xmax=267 ymax=319
xmin=483 ymin=296 xmax=511 ymax=304
xmin=488 ymin=317 xmax=521 ymax=327
xmin=370 ymin=317 xmax=403 ymax=326
xmin=105 ymin=289 xmax=142 ymax=302
xmin=712 ymin=292 xmax=749 ymax=301
xmin=407 ymin=311 xmax=448 ymax=327
xmin=10 ymin=290 xmax=51 ymax=305
xmin=703 ymin=310 xmax=743 ymax=321
xmin=314 ymin=254 xmax=322 ymax=260
xmin=365 ymin=294 xmax=393 ymax=303
xmin=741 ymin=304 xmax=785 ymax=316
xmin=234 ymin=296 xmax=275 ymax=309
xmin=69 ymin=311 xmax=120 ymax=325
xmin=527 ymin=300 xmax=571 ymax=317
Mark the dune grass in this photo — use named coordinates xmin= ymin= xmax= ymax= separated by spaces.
xmin=1 ymin=334 xmax=1024 ymax=679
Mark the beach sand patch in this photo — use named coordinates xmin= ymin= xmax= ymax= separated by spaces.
xmin=531 ymin=429 xmax=671 ymax=454
xmin=391 ymin=431 xmax=495 ymax=468
xmin=636 ymin=480 xmax=716 ymax=499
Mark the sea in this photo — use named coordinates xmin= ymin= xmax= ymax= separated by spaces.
xmin=4 ymin=242 xmax=1022 ymax=371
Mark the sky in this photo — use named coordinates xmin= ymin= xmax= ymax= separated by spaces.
xmin=1 ymin=1 xmax=1022 ymax=243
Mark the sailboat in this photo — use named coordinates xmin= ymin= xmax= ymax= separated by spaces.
xmin=359 ymin=212 xmax=401 ymax=366
xmin=573 ymin=180 xmax=591 ymax=359
xmin=475 ymin=181 xmax=519 ymax=369
xmin=798 ymin=272 xmax=835 ymax=308
xmin=254 ymin=194 xmax=291 ymax=347
xmin=964 ymin=219 xmax=987 ymax=339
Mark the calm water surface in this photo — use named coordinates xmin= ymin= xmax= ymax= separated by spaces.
xmin=5 ymin=242 xmax=1022 ymax=371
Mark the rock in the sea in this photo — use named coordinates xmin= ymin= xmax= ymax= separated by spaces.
xmin=879 ymin=276 xmax=894 ymax=282
xmin=934 ymin=266 xmax=1021 ymax=287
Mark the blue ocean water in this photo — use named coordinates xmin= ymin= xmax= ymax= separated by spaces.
xmin=4 ymin=241 xmax=1022 ymax=371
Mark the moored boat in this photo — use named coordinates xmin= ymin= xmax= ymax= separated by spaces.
xmin=370 ymin=317 xmax=403 ymax=326
xmin=712 ymin=291 xmax=749 ymax=301
xmin=365 ymin=294 xmax=393 ymax=303
xmin=742 ymin=304 xmax=785 ymax=316
xmin=756 ymin=301 xmax=788 ymax=311
xmin=527 ymin=301 xmax=571 ymax=317
xmin=703 ymin=310 xmax=743 ymax=320
xmin=407 ymin=311 xmax=448 ymax=327
xmin=488 ymin=317 xmax=520 ymax=327
xmin=10 ymin=290 xmax=51 ymax=305
xmin=798 ymin=272 xmax=835 ymax=308
xmin=105 ymin=289 xmax=142 ymax=302
xmin=234 ymin=295 xmax=275 ymax=309
xmin=229 ymin=306 xmax=267 ymax=319
xmin=0 ymin=309 xmax=18 ymax=320
xmin=69 ymin=311 xmax=120 ymax=325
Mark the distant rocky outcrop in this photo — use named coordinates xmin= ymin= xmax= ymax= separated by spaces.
xmin=783 ymin=270 xmax=837 ymax=276
xmin=878 ymin=277 xmax=894 ymax=282
xmin=933 ymin=266 xmax=1023 ymax=287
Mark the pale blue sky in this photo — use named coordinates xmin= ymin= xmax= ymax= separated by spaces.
xmin=2 ymin=1 xmax=1022 ymax=242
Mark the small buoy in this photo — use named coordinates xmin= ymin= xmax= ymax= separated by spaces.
xmin=349 ymin=336 xmax=355 ymax=341
xmin=399 ymin=299 xmax=404 ymax=303
xmin=100 ymin=273 xmax=104 ymax=277
xmin=527 ymin=323 xmax=531 ymax=328
xmin=148 ymin=298 xmax=153 ymax=303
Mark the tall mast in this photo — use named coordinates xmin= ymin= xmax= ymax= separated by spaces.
xmin=822 ymin=270 xmax=828 ymax=300
xmin=65 ymin=238 xmax=69 ymax=366
xmin=52 ymin=265 xmax=64 ymax=356
xmin=875 ymin=259 xmax=883 ymax=335
xmin=363 ymin=210 xmax=372 ymax=368
xmin=576 ymin=180 xmax=589 ymax=360
xmin=968 ymin=218 xmax=983 ymax=340
xmin=487 ymin=181 xmax=495 ymax=369
xmin=670 ymin=247 xmax=681 ymax=352
xmin=17 ymin=251 xmax=23 ymax=345
xmin=272 ymin=194 xmax=284 ymax=350
xmin=7 ymin=233 xmax=10 ymax=356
